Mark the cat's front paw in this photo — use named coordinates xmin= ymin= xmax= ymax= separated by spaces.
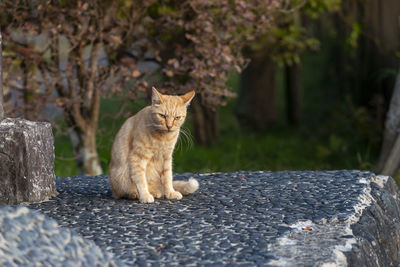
xmin=165 ymin=190 xmax=182 ymax=200
xmin=139 ymin=193 xmax=155 ymax=203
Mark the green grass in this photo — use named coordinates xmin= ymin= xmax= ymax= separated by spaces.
xmin=173 ymin=126 xmax=327 ymax=173
xmin=173 ymin=98 xmax=377 ymax=173
xmin=54 ymin=93 xmax=378 ymax=177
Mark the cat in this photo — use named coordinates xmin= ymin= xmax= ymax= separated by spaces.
xmin=108 ymin=87 xmax=199 ymax=203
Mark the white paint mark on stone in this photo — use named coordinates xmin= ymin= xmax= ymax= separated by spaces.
xmin=371 ymin=175 xmax=388 ymax=188
xmin=0 ymin=121 xmax=15 ymax=126
xmin=199 ymin=172 xmax=221 ymax=176
xmin=357 ymin=178 xmax=368 ymax=184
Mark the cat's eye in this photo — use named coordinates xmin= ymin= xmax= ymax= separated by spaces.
xmin=158 ymin=113 xmax=166 ymax=118
xmin=175 ymin=116 xmax=182 ymax=120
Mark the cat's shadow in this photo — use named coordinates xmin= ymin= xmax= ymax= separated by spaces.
xmin=55 ymin=177 xmax=114 ymax=200
xmin=54 ymin=175 xmax=206 ymax=204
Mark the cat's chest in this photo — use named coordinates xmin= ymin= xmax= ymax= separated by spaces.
xmin=151 ymin=143 xmax=172 ymax=155
xmin=148 ymin=136 xmax=177 ymax=155
xmin=146 ymin=144 xmax=173 ymax=164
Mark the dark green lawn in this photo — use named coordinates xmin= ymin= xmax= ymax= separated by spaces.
xmin=54 ymin=95 xmax=378 ymax=177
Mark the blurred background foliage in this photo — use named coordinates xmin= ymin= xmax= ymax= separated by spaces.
xmin=0 ymin=0 xmax=399 ymax=183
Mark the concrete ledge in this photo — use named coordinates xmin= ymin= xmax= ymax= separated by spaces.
xmin=346 ymin=176 xmax=400 ymax=266
xmin=268 ymin=174 xmax=400 ymax=266
xmin=0 ymin=170 xmax=398 ymax=266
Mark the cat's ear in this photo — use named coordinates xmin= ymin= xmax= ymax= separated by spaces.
xmin=152 ymin=87 xmax=164 ymax=106
xmin=181 ymin=90 xmax=195 ymax=107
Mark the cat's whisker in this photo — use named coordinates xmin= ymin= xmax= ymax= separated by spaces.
xmin=182 ymin=128 xmax=193 ymax=149
xmin=176 ymin=135 xmax=183 ymax=151
xmin=180 ymin=129 xmax=190 ymax=149
xmin=179 ymin=126 xmax=194 ymax=151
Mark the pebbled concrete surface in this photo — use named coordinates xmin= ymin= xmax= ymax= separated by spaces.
xmin=0 ymin=170 xmax=399 ymax=266
xmin=0 ymin=206 xmax=122 ymax=266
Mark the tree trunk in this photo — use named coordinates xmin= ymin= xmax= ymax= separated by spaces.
xmin=285 ymin=63 xmax=302 ymax=125
xmin=381 ymin=134 xmax=400 ymax=177
xmin=67 ymin=125 xmax=102 ymax=176
xmin=191 ymin=97 xmax=219 ymax=146
xmin=52 ymin=38 xmax=103 ymax=176
xmin=60 ymin=85 xmax=103 ymax=176
xmin=354 ymin=0 xmax=400 ymax=114
xmin=21 ymin=62 xmax=36 ymax=121
xmin=375 ymin=69 xmax=400 ymax=177
xmin=0 ymin=30 xmax=3 ymax=121
xmin=235 ymin=52 xmax=276 ymax=130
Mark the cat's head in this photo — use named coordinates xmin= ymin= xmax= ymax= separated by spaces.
xmin=150 ymin=87 xmax=195 ymax=133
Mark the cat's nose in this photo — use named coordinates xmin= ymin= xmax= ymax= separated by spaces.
xmin=167 ymin=125 xmax=172 ymax=131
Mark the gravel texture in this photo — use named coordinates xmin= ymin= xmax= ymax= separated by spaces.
xmin=16 ymin=169 xmax=399 ymax=266
xmin=0 ymin=206 xmax=121 ymax=266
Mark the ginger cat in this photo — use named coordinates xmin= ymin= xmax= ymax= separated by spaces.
xmin=108 ymin=87 xmax=199 ymax=203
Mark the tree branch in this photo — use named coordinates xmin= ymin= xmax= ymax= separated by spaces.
xmin=86 ymin=41 xmax=101 ymax=108
xmin=66 ymin=63 xmax=86 ymax=131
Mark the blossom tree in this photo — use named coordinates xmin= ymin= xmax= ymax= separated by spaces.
xmin=0 ymin=0 xmax=136 ymax=175
xmin=128 ymin=0 xmax=284 ymax=145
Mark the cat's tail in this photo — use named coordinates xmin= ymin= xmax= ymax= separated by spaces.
xmin=173 ymin=178 xmax=199 ymax=195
